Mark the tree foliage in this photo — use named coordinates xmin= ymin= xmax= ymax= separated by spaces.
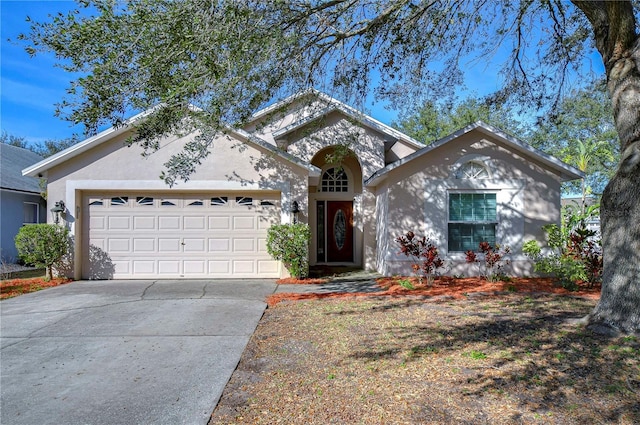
xmin=394 ymin=96 xmax=526 ymax=144
xmin=1 ymin=131 xmax=78 ymax=157
xmin=20 ymin=0 xmax=605 ymax=184
xmin=529 ymin=79 xmax=619 ymax=195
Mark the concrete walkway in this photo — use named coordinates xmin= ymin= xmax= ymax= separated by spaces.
xmin=1 ymin=279 xmax=277 ymax=425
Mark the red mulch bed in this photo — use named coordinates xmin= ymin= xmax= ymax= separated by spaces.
xmin=1 ymin=277 xmax=72 ymax=300
xmin=266 ymin=276 xmax=600 ymax=307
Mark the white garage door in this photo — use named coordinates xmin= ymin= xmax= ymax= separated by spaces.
xmin=83 ymin=193 xmax=281 ymax=279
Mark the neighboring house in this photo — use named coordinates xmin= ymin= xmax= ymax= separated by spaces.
xmin=23 ymin=90 xmax=583 ymax=279
xmin=1 ymin=144 xmax=47 ymax=263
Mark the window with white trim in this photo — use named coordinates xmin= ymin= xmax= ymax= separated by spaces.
xmin=448 ymin=193 xmax=497 ymax=252
xmin=320 ymin=168 xmax=348 ymax=192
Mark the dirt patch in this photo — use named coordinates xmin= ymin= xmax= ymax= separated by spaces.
xmin=275 ymin=277 xmax=330 ymax=285
xmin=1 ymin=277 xmax=71 ymax=300
xmin=211 ymin=289 xmax=640 ymax=424
xmin=267 ymin=276 xmax=601 ymax=307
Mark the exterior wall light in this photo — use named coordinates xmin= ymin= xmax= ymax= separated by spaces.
xmin=51 ymin=200 xmax=66 ymax=224
xmin=290 ymin=201 xmax=300 ymax=224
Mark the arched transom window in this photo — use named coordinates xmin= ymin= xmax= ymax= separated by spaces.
xmin=456 ymin=161 xmax=490 ymax=179
xmin=321 ymin=167 xmax=349 ymax=192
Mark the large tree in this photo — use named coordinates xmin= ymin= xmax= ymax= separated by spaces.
xmin=21 ymin=1 xmax=640 ymax=334
xmin=529 ymin=79 xmax=619 ymax=197
xmin=394 ymin=96 xmax=526 ymax=144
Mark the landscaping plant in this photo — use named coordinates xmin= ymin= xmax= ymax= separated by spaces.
xmin=395 ymin=231 xmax=445 ymax=285
xmin=523 ymin=206 xmax=602 ymax=289
xmin=266 ymin=223 xmax=311 ymax=279
xmin=14 ymin=224 xmax=70 ymax=280
xmin=465 ymin=242 xmax=511 ymax=282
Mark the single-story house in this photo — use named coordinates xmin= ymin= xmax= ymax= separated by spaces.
xmin=1 ymin=144 xmax=47 ymax=263
xmin=23 ymin=90 xmax=583 ymax=279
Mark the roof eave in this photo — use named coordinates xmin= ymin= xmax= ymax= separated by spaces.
xmin=22 ymin=107 xmax=160 ymax=177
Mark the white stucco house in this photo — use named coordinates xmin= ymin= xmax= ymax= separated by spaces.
xmin=23 ymin=90 xmax=583 ymax=280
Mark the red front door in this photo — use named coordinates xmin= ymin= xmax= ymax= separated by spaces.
xmin=326 ymin=201 xmax=353 ymax=262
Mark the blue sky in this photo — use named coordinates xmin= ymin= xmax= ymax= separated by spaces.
xmin=1 ymin=1 xmax=86 ymax=145
xmin=0 ymin=0 xmax=507 ymax=147
xmin=1 ymin=1 xmax=603 ymax=147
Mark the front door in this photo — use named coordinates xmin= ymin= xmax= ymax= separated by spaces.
xmin=325 ymin=200 xmax=353 ymax=262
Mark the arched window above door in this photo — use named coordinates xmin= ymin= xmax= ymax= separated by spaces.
xmin=320 ymin=167 xmax=349 ymax=192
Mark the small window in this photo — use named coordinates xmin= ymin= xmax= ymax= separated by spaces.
xmin=161 ymin=200 xmax=176 ymax=206
xmin=89 ymin=200 xmax=104 ymax=206
xmin=136 ymin=197 xmax=154 ymax=206
xmin=456 ymin=161 xmax=490 ymax=179
xmin=211 ymin=197 xmax=228 ymax=206
xmin=23 ymin=203 xmax=39 ymax=225
xmin=110 ymin=197 xmax=129 ymax=206
xmin=260 ymin=200 xmax=275 ymax=206
xmin=187 ymin=200 xmax=204 ymax=206
xmin=321 ymin=168 xmax=349 ymax=192
xmin=236 ymin=197 xmax=253 ymax=206
xmin=448 ymin=193 xmax=497 ymax=252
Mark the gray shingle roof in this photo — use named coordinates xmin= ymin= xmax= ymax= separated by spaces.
xmin=1 ymin=143 xmax=44 ymax=193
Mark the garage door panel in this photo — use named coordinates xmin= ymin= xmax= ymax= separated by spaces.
xmin=113 ymin=260 xmax=131 ymax=274
xmin=90 ymin=216 xmax=106 ymax=230
xmin=158 ymin=261 xmax=180 ymax=275
xmin=184 ymin=260 xmax=206 ymax=274
xmin=133 ymin=260 xmax=155 ymax=274
xmin=183 ymin=238 xmax=206 ymax=252
xmin=233 ymin=238 xmax=255 ymax=252
xmin=85 ymin=192 xmax=281 ymax=278
xmin=89 ymin=238 xmax=106 ymax=251
xmin=209 ymin=216 xmax=230 ymax=230
xmin=158 ymin=238 xmax=181 ymax=252
xmin=159 ymin=216 xmax=180 ymax=230
xmin=184 ymin=216 xmax=206 ymax=230
xmin=233 ymin=260 xmax=255 ymax=274
xmin=208 ymin=260 xmax=231 ymax=274
xmin=258 ymin=260 xmax=279 ymax=274
xmin=133 ymin=239 xmax=155 ymax=252
xmin=108 ymin=238 xmax=130 ymax=252
xmin=233 ymin=216 xmax=256 ymax=230
xmin=107 ymin=216 xmax=131 ymax=230
xmin=134 ymin=216 xmax=156 ymax=230
xmin=209 ymin=238 xmax=230 ymax=252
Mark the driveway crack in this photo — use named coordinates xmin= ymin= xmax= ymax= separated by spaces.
xmin=141 ymin=280 xmax=158 ymax=299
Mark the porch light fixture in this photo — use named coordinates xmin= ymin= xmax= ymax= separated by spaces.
xmin=290 ymin=201 xmax=300 ymax=224
xmin=51 ymin=200 xmax=66 ymax=224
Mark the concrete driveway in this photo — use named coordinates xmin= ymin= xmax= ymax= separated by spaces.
xmin=1 ymin=279 xmax=277 ymax=425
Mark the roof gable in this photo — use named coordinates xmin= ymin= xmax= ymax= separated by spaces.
xmin=251 ymin=88 xmax=424 ymax=150
xmin=23 ymin=108 xmax=320 ymax=178
xmin=365 ymin=121 xmax=585 ymax=186
xmin=1 ymin=144 xmax=44 ymax=193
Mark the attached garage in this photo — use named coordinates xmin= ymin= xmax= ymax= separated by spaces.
xmin=82 ymin=192 xmax=281 ymax=279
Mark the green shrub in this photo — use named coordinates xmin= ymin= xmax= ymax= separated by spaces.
xmin=523 ymin=205 xmax=601 ymax=289
xmin=266 ymin=223 xmax=311 ymax=279
xmin=14 ymin=224 xmax=70 ymax=280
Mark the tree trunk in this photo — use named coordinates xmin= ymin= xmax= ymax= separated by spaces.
xmin=589 ymin=163 xmax=640 ymax=334
xmin=572 ymin=1 xmax=640 ymax=334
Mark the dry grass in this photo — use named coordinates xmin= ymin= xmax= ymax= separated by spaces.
xmin=211 ymin=293 xmax=640 ymax=424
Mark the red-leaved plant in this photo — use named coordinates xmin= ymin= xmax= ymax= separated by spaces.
xmin=395 ymin=231 xmax=445 ymax=285
xmin=465 ymin=241 xmax=511 ymax=282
